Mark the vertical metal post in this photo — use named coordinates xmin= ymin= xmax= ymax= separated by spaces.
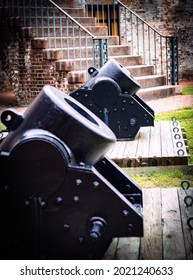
xmin=59 ymin=11 xmax=63 ymax=58
xmin=130 ymin=12 xmax=133 ymax=55
xmin=41 ymin=0 xmax=44 ymax=37
xmin=142 ymin=21 xmax=145 ymax=64
xmin=66 ymin=16 xmax=69 ymax=59
xmin=136 ymin=16 xmax=139 ymax=55
xmin=107 ymin=1 xmax=111 ymax=35
xmin=93 ymin=38 xmax=108 ymax=68
xmin=148 ymin=26 xmax=151 ymax=65
xmin=23 ymin=0 xmax=26 ymax=26
xmin=72 ymin=21 xmax=76 ymax=70
xmin=78 ymin=26 xmax=82 ymax=71
xmin=170 ymin=36 xmax=179 ymax=85
xmin=166 ymin=37 xmax=169 ymax=84
xmin=53 ymin=6 xmax=56 ymax=48
xmin=35 ymin=0 xmax=38 ymax=36
xmin=47 ymin=1 xmax=50 ymax=48
xmin=85 ymin=32 xmax=88 ymax=79
xmin=154 ymin=31 xmax=157 ymax=74
xmin=160 ymin=36 xmax=163 ymax=74
xmin=29 ymin=0 xmax=31 ymax=27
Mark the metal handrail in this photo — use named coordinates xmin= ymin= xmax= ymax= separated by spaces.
xmin=49 ymin=0 xmax=95 ymax=38
xmin=83 ymin=0 xmax=179 ymax=85
xmin=48 ymin=0 xmax=109 ymax=69
xmin=116 ymin=0 xmax=179 ymax=85
xmin=0 ymin=0 xmax=109 ymax=71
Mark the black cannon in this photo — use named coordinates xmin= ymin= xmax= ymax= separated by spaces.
xmin=70 ymin=59 xmax=154 ymax=140
xmin=0 ymin=85 xmax=143 ymax=260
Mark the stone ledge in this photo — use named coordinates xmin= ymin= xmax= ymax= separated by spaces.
xmin=31 ymin=38 xmax=48 ymax=49
xmin=68 ymin=71 xmax=87 ymax=83
xmin=43 ymin=49 xmax=60 ymax=60
xmin=56 ymin=60 xmax=73 ymax=71
xmin=20 ymin=27 xmax=35 ymax=38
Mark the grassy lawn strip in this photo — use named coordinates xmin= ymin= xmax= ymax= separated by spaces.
xmin=182 ymin=86 xmax=193 ymax=95
xmin=123 ymin=167 xmax=193 ymax=188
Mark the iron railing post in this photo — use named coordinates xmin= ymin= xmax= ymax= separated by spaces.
xmin=92 ymin=37 xmax=108 ymax=68
xmin=170 ymin=36 xmax=179 ymax=85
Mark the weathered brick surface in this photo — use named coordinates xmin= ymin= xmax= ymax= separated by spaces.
xmin=0 ymin=0 xmax=192 ymax=105
xmin=0 ymin=11 xmax=68 ymax=105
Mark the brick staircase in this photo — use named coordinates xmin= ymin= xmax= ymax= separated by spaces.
xmin=45 ymin=2 xmax=180 ymax=100
xmin=1 ymin=0 xmax=181 ymax=102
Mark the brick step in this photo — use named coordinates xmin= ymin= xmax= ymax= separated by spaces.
xmin=136 ymin=75 xmax=166 ymax=89
xmin=27 ymin=16 xmax=97 ymax=27
xmin=126 ymin=65 xmax=154 ymax=77
xmin=56 ymin=54 xmax=142 ymax=72
xmin=62 ymin=8 xmax=85 ymax=17
xmin=4 ymin=0 xmax=48 ymax=6
xmin=109 ymin=55 xmax=143 ymax=66
xmin=54 ymin=0 xmax=75 ymax=8
xmin=43 ymin=45 xmax=131 ymax=59
xmin=138 ymin=85 xmax=177 ymax=101
xmin=36 ymin=25 xmax=108 ymax=37
xmin=47 ymin=36 xmax=119 ymax=48
xmin=10 ymin=7 xmax=85 ymax=18
xmin=67 ymin=65 xmax=156 ymax=85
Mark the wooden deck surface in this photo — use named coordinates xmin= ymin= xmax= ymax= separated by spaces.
xmin=107 ymin=121 xmax=189 ymax=167
xmin=104 ymin=187 xmax=193 ymax=260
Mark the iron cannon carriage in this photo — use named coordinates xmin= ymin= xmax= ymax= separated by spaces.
xmin=0 ymin=84 xmax=143 ymax=259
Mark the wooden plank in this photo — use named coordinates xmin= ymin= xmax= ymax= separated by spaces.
xmin=120 ymin=131 xmax=140 ymax=167
xmin=115 ymin=237 xmax=140 ymax=260
xmin=135 ymin=127 xmax=150 ymax=166
xmin=160 ymin=121 xmax=175 ymax=165
xmin=148 ymin=122 xmax=162 ymax=165
xmin=103 ymin=238 xmax=118 ymax=260
xmin=139 ymin=188 xmax=163 ymax=259
xmin=162 ymin=188 xmax=186 ymax=259
xmin=108 ymin=141 xmax=125 ymax=160
xmin=178 ymin=188 xmax=193 ymax=260
xmin=108 ymin=121 xmax=188 ymax=167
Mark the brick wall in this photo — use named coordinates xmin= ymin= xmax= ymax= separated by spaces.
xmin=123 ymin=0 xmax=193 ymax=79
xmin=0 ymin=13 xmax=68 ymax=105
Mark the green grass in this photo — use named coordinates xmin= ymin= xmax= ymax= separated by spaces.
xmin=182 ymin=86 xmax=193 ymax=95
xmin=124 ymin=168 xmax=193 ymax=188
xmin=0 ymin=123 xmax=5 ymax=131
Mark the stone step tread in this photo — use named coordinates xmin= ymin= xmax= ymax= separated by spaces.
xmin=109 ymin=54 xmax=142 ymax=60
xmin=28 ymin=16 xmax=97 ymax=26
xmin=138 ymin=85 xmax=176 ymax=92
xmin=45 ymin=36 xmax=119 ymax=46
xmin=136 ymin=74 xmax=166 ymax=80
xmin=137 ymin=85 xmax=177 ymax=101
xmin=44 ymin=45 xmax=129 ymax=51
xmin=36 ymin=25 xmax=108 ymax=36
xmin=67 ymin=65 xmax=155 ymax=76
xmin=126 ymin=65 xmax=153 ymax=69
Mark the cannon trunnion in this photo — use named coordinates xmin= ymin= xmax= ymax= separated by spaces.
xmin=0 ymin=85 xmax=143 ymax=259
